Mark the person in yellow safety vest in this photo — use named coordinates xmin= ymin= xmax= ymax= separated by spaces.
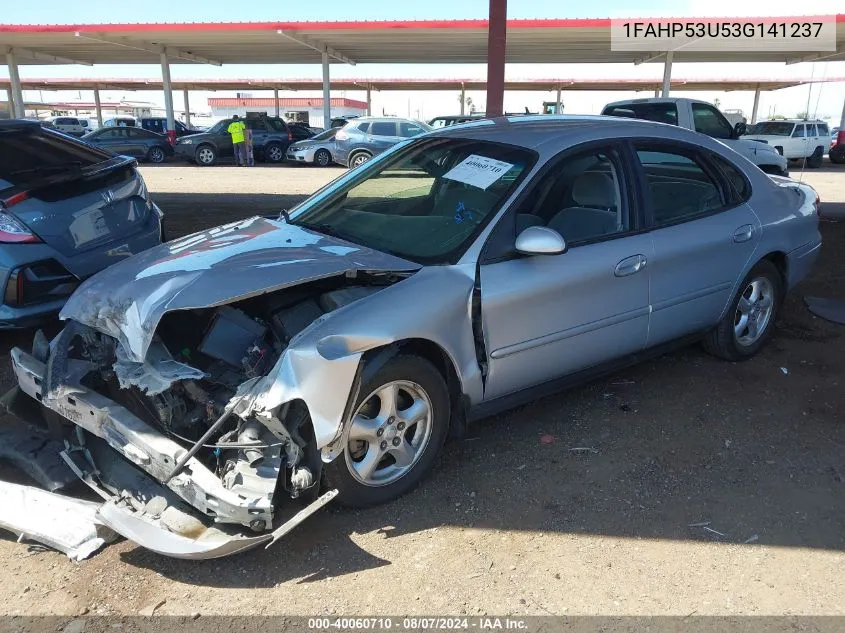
xmin=227 ymin=115 xmax=247 ymax=167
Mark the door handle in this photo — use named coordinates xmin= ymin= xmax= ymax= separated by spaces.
xmin=614 ymin=254 xmax=647 ymax=277
xmin=733 ymin=224 xmax=753 ymax=243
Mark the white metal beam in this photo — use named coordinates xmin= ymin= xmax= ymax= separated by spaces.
xmin=786 ymin=46 xmax=845 ymax=65
xmin=161 ymin=50 xmax=176 ymax=143
xmin=5 ymin=49 xmax=24 ymax=118
xmin=3 ymin=45 xmax=91 ymax=67
xmin=322 ymin=50 xmax=331 ymax=129
xmin=94 ymin=87 xmax=103 ymax=127
xmin=276 ymin=30 xmax=356 ymax=66
xmin=661 ymin=51 xmax=673 ymax=97
xmin=750 ymin=84 xmax=761 ymax=124
xmin=74 ymin=33 xmax=221 ymax=66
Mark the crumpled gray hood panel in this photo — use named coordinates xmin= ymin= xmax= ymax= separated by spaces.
xmin=59 ymin=216 xmax=420 ymax=362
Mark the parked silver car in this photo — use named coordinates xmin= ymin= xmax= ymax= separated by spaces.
xmin=286 ymin=127 xmax=338 ymax=166
xmin=5 ymin=116 xmax=820 ymax=559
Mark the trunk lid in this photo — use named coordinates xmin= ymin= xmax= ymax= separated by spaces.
xmin=8 ymin=157 xmax=151 ymax=262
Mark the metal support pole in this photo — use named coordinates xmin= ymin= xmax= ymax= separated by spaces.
xmin=274 ymin=88 xmax=279 ymax=117
xmin=485 ymin=0 xmax=507 ymax=117
xmin=183 ymin=89 xmax=191 ymax=127
xmin=654 ymin=89 xmax=659 ymax=98
xmin=751 ymin=85 xmax=761 ymax=124
xmin=160 ymin=49 xmax=176 ymax=145
xmin=555 ymin=86 xmax=562 ymax=114
xmin=838 ymin=98 xmax=845 ymax=137
xmin=322 ymin=50 xmax=331 ymax=129
xmin=366 ymin=86 xmax=371 ymax=115
xmin=661 ymin=51 xmax=673 ymax=98
xmin=5 ymin=49 xmax=25 ymax=118
xmin=460 ymin=84 xmax=466 ymax=115
xmin=94 ymin=87 xmax=103 ymax=127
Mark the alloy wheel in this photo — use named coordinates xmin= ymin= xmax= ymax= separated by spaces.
xmin=734 ymin=277 xmax=774 ymax=346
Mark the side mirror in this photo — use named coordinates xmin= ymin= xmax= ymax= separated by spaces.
xmin=734 ymin=121 xmax=747 ymax=138
xmin=515 ymin=226 xmax=566 ymax=256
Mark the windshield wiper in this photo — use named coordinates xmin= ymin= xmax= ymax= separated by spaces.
xmin=295 ymin=221 xmax=353 ymax=242
xmin=9 ymin=161 xmax=83 ymax=177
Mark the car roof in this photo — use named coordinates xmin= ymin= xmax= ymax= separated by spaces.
xmin=0 ymin=119 xmax=41 ymax=132
xmin=754 ymin=119 xmax=826 ymax=124
xmin=603 ymin=97 xmax=710 ymax=107
xmin=427 ymin=114 xmax=721 ymax=151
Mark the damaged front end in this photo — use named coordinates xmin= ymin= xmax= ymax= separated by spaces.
xmin=3 ymin=218 xmax=420 ymax=559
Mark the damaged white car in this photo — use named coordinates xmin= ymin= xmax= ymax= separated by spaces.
xmin=2 ymin=117 xmax=820 ymax=559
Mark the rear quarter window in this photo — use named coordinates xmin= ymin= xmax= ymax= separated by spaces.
xmin=0 ymin=128 xmax=111 ymax=189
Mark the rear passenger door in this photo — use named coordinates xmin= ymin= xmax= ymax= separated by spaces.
xmin=368 ymin=121 xmax=402 ymax=155
xmin=123 ymin=128 xmax=151 ymax=158
xmin=632 ymin=142 xmax=761 ymax=347
xmin=789 ymin=124 xmax=808 ymax=158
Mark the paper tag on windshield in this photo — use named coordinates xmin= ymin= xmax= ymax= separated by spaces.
xmin=443 ymin=155 xmax=514 ymax=190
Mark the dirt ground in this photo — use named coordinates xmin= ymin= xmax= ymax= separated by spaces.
xmin=1 ymin=161 xmax=845 ymax=617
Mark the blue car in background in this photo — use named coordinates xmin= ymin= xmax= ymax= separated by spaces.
xmin=333 ymin=117 xmax=432 ymax=168
xmin=0 ymin=120 xmax=164 ymax=328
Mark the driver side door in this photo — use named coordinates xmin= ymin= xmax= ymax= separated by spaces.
xmin=479 ymin=142 xmax=652 ymax=401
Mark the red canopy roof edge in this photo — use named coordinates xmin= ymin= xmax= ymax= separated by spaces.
xmin=1 ymin=15 xmax=843 ymax=34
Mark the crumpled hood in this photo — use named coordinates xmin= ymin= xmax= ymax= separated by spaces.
xmin=60 ymin=216 xmax=420 ymax=362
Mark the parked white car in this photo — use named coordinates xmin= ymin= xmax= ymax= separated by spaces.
xmin=47 ymin=116 xmax=87 ymax=136
xmin=743 ymin=120 xmax=830 ymax=167
xmin=601 ymin=98 xmax=789 ymax=176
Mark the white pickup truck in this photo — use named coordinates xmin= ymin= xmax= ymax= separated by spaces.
xmin=601 ymin=98 xmax=789 ymax=176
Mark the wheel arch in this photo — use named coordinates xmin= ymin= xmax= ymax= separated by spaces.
xmin=360 ymin=337 xmax=467 ymax=439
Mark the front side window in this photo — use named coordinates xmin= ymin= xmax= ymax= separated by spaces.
xmin=691 ymin=103 xmax=733 ymax=139
xmin=291 ymin=138 xmax=536 ymax=263
xmin=399 ymin=121 xmax=427 ymax=138
xmin=791 ymin=124 xmax=806 ymax=138
xmin=208 ymin=120 xmax=229 ymax=134
xmin=748 ymin=121 xmax=794 ymax=136
xmin=818 ymin=123 xmax=830 ymax=136
xmin=635 ymin=146 xmax=724 ymax=225
xmin=514 ymin=147 xmax=628 ymax=244
xmin=370 ymin=122 xmax=397 ymax=137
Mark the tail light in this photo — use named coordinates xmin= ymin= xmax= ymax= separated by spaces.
xmin=4 ymin=259 xmax=77 ymax=306
xmin=288 ymin=131 xmax=294 ymax=141
xmin=0 ymin=194 xmax=40 ymax=243
xmin=836 ymin=131 xmax=845 ymax=146
xmin=335 ymin=129 xmax=350 ymax=141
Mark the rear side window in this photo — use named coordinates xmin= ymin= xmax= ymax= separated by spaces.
xmin=635 ymin=146 xmax=724 ymax=225
xmin=602 ymin=102 xmax=678 ymax=126
xmin=818 ymin=123 xmax=830 ymax=136
xmin=709 ymin=153 xmax=751 ymax=202
xmin=0 ymin=128 xmax=109 ymax=188
xmin=370 ymin=122 xmax=397 ymax=137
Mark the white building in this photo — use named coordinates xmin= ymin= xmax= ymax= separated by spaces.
xmin=207 ymin=96 xmax=368 ymax=128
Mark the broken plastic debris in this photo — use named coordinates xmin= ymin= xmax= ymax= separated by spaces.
xmin=569 ymin=447 xmax=599 ymax=454
xmin=0 ymin=480 xmax=117 ymax=561
xmin=780 ymin=367 xmax=789 ymax=375
xmin=702 ymin=526 xmax=726 ymax=537
xmin=743 ymin=534 xmax=759 ymax=544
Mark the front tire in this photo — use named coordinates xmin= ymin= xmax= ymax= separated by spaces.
xmin=325 ymin=355 xmax=450 ymax=508
xmin=349 ymin=151 xmax=371 ymax=169
xmin=703 ymin=260 xmax=782 ymax=361
xmin=147 ymin=146 xmax=166 ymax=164
xmin=314 ymin=148 xmax=332 ymax=167
xmin=830 ymin=145 xmax=845 ymax=165
xmin=195 ymin=144 xmax=217 ymax=166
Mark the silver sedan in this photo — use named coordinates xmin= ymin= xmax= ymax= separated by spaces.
xmin=6 ymin=116 xmax=821 ymax=558
xmin=285 ymin=127 xmax=338 ymax=166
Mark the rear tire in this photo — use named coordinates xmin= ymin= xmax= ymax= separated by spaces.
xmin=264 ymin=142 xmax=285 ymax=163
xmin=314 ymin=148 xmax=332 ymax=167
xmin=195 ymin=144 xmax=217 ymax=166
xmin=349 ymin=151 xmax=372 ymax=169
xmin=703 ymin=260 xmax=782 ymax=362
xmin=324 ymin=355 xmax=450 ymax=508
xmin=807 ymin=147 xmax=824 ymax=168
xmin=829 ymin=144 xmax=845 ymax=165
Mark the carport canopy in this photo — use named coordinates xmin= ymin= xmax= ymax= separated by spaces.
xmin=2 ymin=17 xmax=845 ymax=131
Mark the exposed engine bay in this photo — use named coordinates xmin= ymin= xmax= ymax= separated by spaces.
xmin=7 ymin=274 xmax=396 ymax=558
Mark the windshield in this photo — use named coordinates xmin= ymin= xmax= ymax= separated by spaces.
xmin=291 ymin=138 xmax=536 ymax=264
xmin=748 ymin=122 xmax=794 ymax=136
xmin=311 ymin=128 xmax=338 ymax=141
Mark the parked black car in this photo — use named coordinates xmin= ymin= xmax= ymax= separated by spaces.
xmin=81 ymin=127 xmax=174 ymax=163
xmin=288 ymin=122 xmax=317 ymax=141
xmin=174 ymin=116 xmax=295 ymax=166
xmin=139 ymin=117 xmax=196 ymax=138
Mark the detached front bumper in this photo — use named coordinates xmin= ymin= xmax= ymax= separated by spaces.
xmin=6 ymin=346 xmax=337 ymax=559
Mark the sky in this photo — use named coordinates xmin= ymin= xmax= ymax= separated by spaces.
xmin=2 ymin=0 xmax=844 ymax=124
